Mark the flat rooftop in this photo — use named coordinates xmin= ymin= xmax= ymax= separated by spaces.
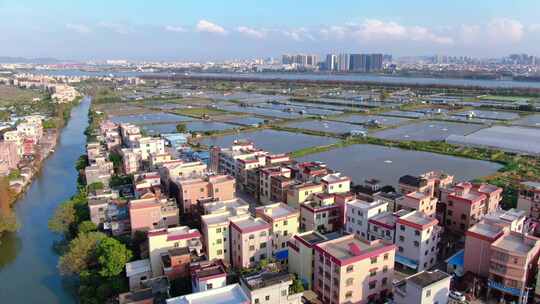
xmin=231 ymin=215 xmax=270 ymax=231
xmin=125 ymin=259 xmax=150 ymax=277
xmin=256 ymin=203 xmax=298 ymax=220
xmin=468 ymin=220 xmax=503 ymax=239
xmin=399 ymin=211 xmax=437 ymax=227
xmin=166 ymin=284 xmax=249 ymax=304
xmin=347 ymin=198 xmax=387 ymax=210
xmin=492 ymin=233 xmax=539 ymax=255
xmin=296 ymin=231 xmax=328 ymax=246
xmin=242 ymin=271 xmax=292 ymax=290
xmin=203 ymin=198 xmax=249 ymax=214
xmin=370 ymin=212 xmax=398 ymax=227
xmin=318 ymin=235 xmax=391 ymax=262
xmin=407 ymin=270 xmax=451 ymax=288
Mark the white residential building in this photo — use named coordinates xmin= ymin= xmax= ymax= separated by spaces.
xmin=394 ymin=270 xmax=452 ymax=304
xmin=345 ymin=198 xmax=388 ymax=239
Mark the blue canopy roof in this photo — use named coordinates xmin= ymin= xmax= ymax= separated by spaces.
xmin=395 ymin=254 xmax=418 ymax=269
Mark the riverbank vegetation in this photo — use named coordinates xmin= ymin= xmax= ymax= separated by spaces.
xmin=49 ymin=162 xmax=133 ymax=304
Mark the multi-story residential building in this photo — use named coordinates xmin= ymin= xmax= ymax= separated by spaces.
xmin=321 ymin=173 xmax=351 ymax=194
xmin=313 ymin=235 xmax=395 ymax=304
xmin=16 ymin=121 xmax=43 ymax=142
xmin=120 ymin=123 xmax=143 ymax=148
xmin=287 ymin=183 xmax=324 ymax=207
xmin=85 ymin=161 xmax=114 ymax=186
xmin=128 ymin=194 xmax=179 ymax=235
xmin=190 ymin=260 xmax=227 ymax=293
xmin=0 ymin=141 xmax=20 ymax=175
xmin=440 ymin=182 xmax=502 ymax=233
xmin=3 ymin=130 xmax=23 ymax=156
xmin=288 ymin=231 xmax=329 ymax=288
xmin=148 ymin=226 xmax=203 ymax=277
xmin=463 ymin=209 xmax=528 ymax=278
xmin=398 ymin=171 xmax=454 ymax=198
xmin=170 ymin=174 xmax=235 ymax=214
xmin=395 ymin=211 xmax=441 ymax=271
xmin=368 ymin=210 xmax=410 ymax=243
xmin=159 ymin=160 xmax=207 ymax=193
xmin=517 ymin=181 xmax=540 ymax=221
xmin=290 ymin=161 xmax=329 ymax=182
xmin=394 ymin=270 xmax=452 ymax=304
xmin=133 ymin=172 xmax=161 ymax=198
xmin=230 ymin=215 xmax=272 ymax=269
xmin=136 ymin=137 xmax=165 ymax=161
xmin=201 ymin=199 xmax=250 ymax=264
xmin=166 ymin=284 xmax=249 ymax=304
xmin=300 ymin=193 xmax=354 ymax=233
xmin=345 ymin=198 xmax=388 ymax=239
xmin=487 ymin=232 xmax=540 ymax=301
xmin=239 ymin=271 xmax=303 ymax=304
xmin=210 ymin=140 xmax=267 ymax=179
xmin=255 ymin=203 xmax=299 ymax=259
xmin=121 ymin=148 xmax=142 ymax=174
xmin=395 ymin=191 xmax=438 ymax=217
xmin=259 ymin=166 xmax=292 ymax=205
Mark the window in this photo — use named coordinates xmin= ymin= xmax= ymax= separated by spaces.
xmin=200 ymin=188 xmax=204 ymax=192
xmin=414 ymin=241 xmax=420 ymax=247
xmin=414 ymin=230 xmax=420 ymax=236
xmin=346 ymin=278 xmax=354 ymax=286
xmin=398 ymin=246 xmax=403 ymax=253
xmin=250 ymin=257 xmax=255 ymax=262
xmin=400 ymin=225 xmax=405 ymax=231
xmin=249 ymin=245 xmax=255 ymax=251
xmin=426 ymin=289 xmax=431 ymax=297
xmin=370 ymin=270 xmax=376 ymax=277
xmin=382 ymin=278 xmax=388 ymax=286
xmin=283 ymin=230 xmax=288 ymax=236
xmin=216 ymin=238 xmax=222 ymax=244
xmin=369 ymin=281 xmax=377 ymax=290
xmin=447 ymin=210 xmax=453 ymax=216
xmin=283 ymin=220 xmax=288 ymax=225
xmin=383 ymin=253 xmax=389 ymax=260
xmin=281 ymin=290 xmax=287 ymax=297
xmin=383 ymin=266 xmax=388 ymax=273
xmin=216 ymin=228 xmax=222 ymax=233
xmin=346 ymin=265 xmax=354 ymax=273
xmin=260 ymin=242 xmax=267 ymax=249
xmin=215 ymin=188 xmax=219 ymax=193
xmin=260 ymin=231 xmax=267 ymax=237
xmin=255 ymin=299 xmax=260 ymax=304
xmin=345 ymin=291 xmax=353 ymax=298
xmin=207 ymin=283 xmax=213 ymax=289
xmin=370 ymin=256 xmax=378 ymax=264
xmin=399 ymin=236 xmax=405 ymax=242
xmin=249 ymin=234 xmax=255 ymax=240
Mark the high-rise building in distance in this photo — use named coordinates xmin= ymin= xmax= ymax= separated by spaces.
xmin=281 ymin=54 xmax=319 ymax=66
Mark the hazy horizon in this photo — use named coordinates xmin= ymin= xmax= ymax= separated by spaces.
xmin=2 ymin=0 xmax=540 ymax=61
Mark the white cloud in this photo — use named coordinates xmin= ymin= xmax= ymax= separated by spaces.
xmin=165 ymin=25 xmax=187 ymax=33
xmin=529 ymin=24 xmax=540 ymax=32
xmin=98 ymin=22 xmax=130 ymax=35
xmin=66 ymin=23 xmax=91 ymax=34
xmin=196 ymin=20 xmax=227 ymax=35
xmin=236 ymin=26 xmax=265 ymax=39
xmin=319 ymin=26 xmax=348 ymax=40
xmin=486 ymin=18 xmax=524 ymax=43
xmin=353 ymin=19 xmax=453 ymax=45
xmin=459 ymin=24 xmax=482 ymax=45
xmin=283 ymin=28 xmax=315 ymax=42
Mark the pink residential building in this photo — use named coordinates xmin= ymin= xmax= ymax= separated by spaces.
xmin=441 ymin=182 xmax=503 ymax=233
xmin=128 ymin=194 xmax=179 ymax=235
xmin=0 ymin=141 xmax=20 ymax=175
xmin=171 ymin=174 xmax=235 ymax=214
xmin=255 ymin=202 xmax=299 ymax=258
xmin=517 ymin=181 xmax=540 ymax=221
xmin=313 ymin=235 xmax=395 ymax=304
xmin=488 ymin=232 xmax=540 ymax=301
xmin=230 ymin=215 xmax=272 ymax=269
xmin=398 ymin=171 xmax=454 ymax=198
xmin=300 ymin=193 xmax=354 ymax=233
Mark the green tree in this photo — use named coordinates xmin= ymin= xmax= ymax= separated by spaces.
xmin=58 ymin=231 xmax=107 ymax=275
xmin=176 ymin=122 xmax=188 ymax=133
xmin=291 ymin=277 xmax=305 ymax=294
xmin=78 ymin=221 xmax=98 ymax=234
xmin=87 ymin=182 xmax=104 ymax=192
xmin=108 ymin=152 xmax=123 ymax=172
xmin=48 ymin=200 xmax=77 ymax=234
xmin=75 ymin=155 xmax=89 ymax=171
xmin=95 ymin=237 xmax=133 ymax=277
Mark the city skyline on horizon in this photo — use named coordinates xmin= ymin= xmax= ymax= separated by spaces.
xmin=2 ymin=0 xmax=540 ymax=61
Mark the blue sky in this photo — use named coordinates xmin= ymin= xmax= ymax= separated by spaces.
xmin=1 ymin=0 xmax=540 ymax=61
